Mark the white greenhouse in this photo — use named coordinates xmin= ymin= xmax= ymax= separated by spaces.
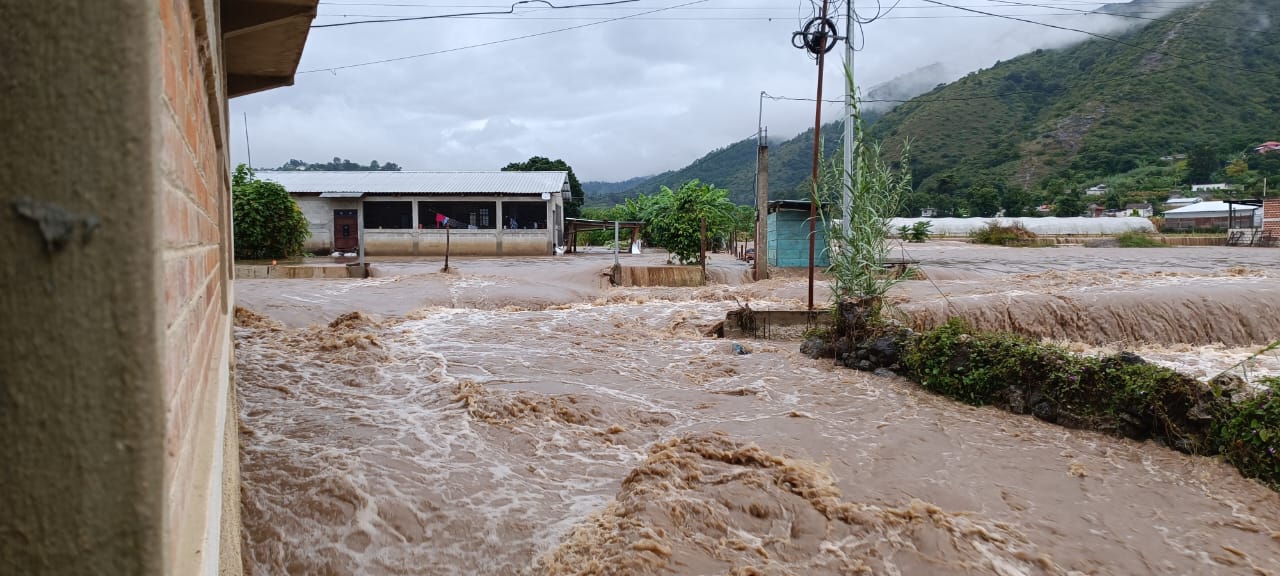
xmin=889 ymin=217 xmax=1156 ymax=237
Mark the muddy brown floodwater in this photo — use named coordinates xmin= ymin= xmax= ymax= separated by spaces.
xmin=235 ymin=244 xmax=1280 ymax=575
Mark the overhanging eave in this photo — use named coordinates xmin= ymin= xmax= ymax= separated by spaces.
xmin=222 ymin=0 xmax=318 ymax=98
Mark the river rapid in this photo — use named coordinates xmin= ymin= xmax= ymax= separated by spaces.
xmin=234 ymin=244 xmax=1280 ymax=575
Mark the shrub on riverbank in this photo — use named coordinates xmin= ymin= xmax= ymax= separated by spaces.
xmin=883 ymin=319 xmax=1278 ymax=488
xmin=1115 ymin=230 xmax=1166 ymax=247
xmin=1212 ymin=376 xmax=1280 ymax=489
xmin=970 ymin=222 xmax=1036 ymax=245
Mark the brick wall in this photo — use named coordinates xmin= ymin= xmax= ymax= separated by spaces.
xmin=158 ymin=0 xmax=235 ymax=573
xmin=1265 ymin=198 xmax=1280 ymax=237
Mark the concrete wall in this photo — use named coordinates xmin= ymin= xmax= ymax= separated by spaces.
xmin=296 ymin=195 xmax=340 ymax=252
xmin=767 ymin=210 xmax=829 ymax=268
xmin=1 ymin=1 xmax=241 ymax=574
xmin=0 ymin=2 xmax=164 ymax=574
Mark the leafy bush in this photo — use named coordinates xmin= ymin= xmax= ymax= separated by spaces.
xmin=970 ymin=221 xmax=1036 ymax=245
xmin=643 ymin=180 xmax=734 ymax=264
xmin=1115 ymin=230 xmax=1166 ymax=247
xmin=1213 ymin=377 xmax=1280 ymax=489
xmin=232 ymin=164 xmax=310 ymax=260
xmin=905 ymin=221 xmax=933 ymax=242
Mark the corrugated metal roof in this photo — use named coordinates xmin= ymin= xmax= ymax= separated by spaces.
xmin=1164 ymin=201 xmax=1259 ymax=215
xmin=259 ymin=170 xmax=569 ymax=195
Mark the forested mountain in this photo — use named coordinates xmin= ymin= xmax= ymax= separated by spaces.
xmin=586 ymin=0 xmax=1279 ymax=215
xmin=581 ymin=177 xmax=650 ymax=200
xmin=870 ymin=0 xmax=1279 ymax=203
xmin=587 ymin=113 xmax=878 ymax=207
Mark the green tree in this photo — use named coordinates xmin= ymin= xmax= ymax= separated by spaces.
xmin=643 ymin=180 xmax=735 ymax=264
xmin=1052 ymin=189 xmax=1085 ymax=217
xmin=232 ymin=164 xmax=310 ymax=259
xmin=1186 ymin=144 xmax=1220 ymax=185
xmin=502 ymin=156 xmax=585 ymax=218
xmin=965 ymin=184 xmax=1001 ymax=217
xmin=999 ymin=187 xmax=1034 ymax=217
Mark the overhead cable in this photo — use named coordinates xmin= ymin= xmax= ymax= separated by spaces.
xmin=312 ymin=0 xmax=639 ymax=28
xmin=300 ymin=0 xmax=710 ymax=72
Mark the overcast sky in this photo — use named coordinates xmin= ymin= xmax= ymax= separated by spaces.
xmin=229 ymin=0 xmax=1150 ymax=182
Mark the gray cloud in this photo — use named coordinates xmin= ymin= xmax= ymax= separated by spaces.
xmin=231 ymin=1 xmax=1149 ymax=181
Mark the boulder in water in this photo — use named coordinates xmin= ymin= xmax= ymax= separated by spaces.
xmin=801 ymin=337 xmax=832 ymax=359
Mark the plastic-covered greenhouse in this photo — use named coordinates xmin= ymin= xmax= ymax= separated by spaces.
xmin=889 ymin=217 xmax=1156 ymax=237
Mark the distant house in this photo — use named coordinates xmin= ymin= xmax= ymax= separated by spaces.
xmin=1087 ymin=203 xmax=1107 ymax=218
xmin=1124 ymin=203 xmax=1154 ymax=218
xmin=1191 ymin=183 xmax=1233 ymax=193
xmin=1160 ymin=153 xmax=1188 ymax=162
xmin=1085 ymin=184 xmax=1108 ymax=196
xmin=1163 ymin=201 xmax=1260 ymax=231
xmin=1164 ymin=196 xmax=1202 ymax=208
xmin=260 ymin=171 xmax=571 ymax=256
xmin=1255 ymin=141 xmax=1280 ymax=154
xmin=920 ymin=207 xmax=937 ymax=218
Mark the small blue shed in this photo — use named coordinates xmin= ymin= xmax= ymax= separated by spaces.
xmin=767 ymin=200 xmax=829 ymax=268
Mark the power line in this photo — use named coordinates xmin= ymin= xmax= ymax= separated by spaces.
xmin=299 ymin=0 xmax=710 ymax=72
xmin=319 ymin=0 xmax=1216 ymax=7
xmin=312 ymin=0 xmax=638 ymax=27
xmin=312 ymin=11 xmax=1186 ymax=20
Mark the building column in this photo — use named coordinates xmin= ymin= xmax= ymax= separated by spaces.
xmin=495 ymin=199 xmax=504 ymax=255
xmin=411 ymin=200 xmax=420 ymax=255
xmin=1 ymin=1 xmax=164 ymax=574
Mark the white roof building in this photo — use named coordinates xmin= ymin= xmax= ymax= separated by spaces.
xmin=258 ymin=171 xmax=572 ymax=257
xmin=259 ymin=170 xmax=571 ymax=198
xmin=1164 ymin=201 xmax=1259 ymax=218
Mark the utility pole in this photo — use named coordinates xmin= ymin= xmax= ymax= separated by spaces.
xmin=755 ymin=134 xmax=769 ymax=281
xmin=806 ymin=0 xmax=833 ymax=311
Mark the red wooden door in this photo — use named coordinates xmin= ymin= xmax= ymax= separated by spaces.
xmin=334 ymin=209 xmax=359 ymax=252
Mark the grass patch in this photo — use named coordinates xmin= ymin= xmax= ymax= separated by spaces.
xmin=970 ymin=222 xmax=1037 ymax=246
xmin=1115 ymin=230 xmax=1166 ymax=247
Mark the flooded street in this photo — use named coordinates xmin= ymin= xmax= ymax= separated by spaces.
xmin=235 ymin=244 xmax=1280 ymax=575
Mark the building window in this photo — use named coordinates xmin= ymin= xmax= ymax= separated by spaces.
xmin=419 ymin=201 xmax=497 ymax=229
xmin=363 ymin=201 xmax=413 ymax=229
xmin=503 ymin=201 xmax=547 ymax=230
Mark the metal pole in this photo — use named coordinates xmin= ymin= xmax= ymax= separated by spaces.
xmin=700 ymin=217 xmax=707 ymax=282
xmin=443 ymin=226 xmax=450 ymax=271
xmin=243 ymin=112 xmax=253 ymax=170
xmin=614 ymin=220 xmax=620 ymax=266
xmin=808 ymin=0 xmax=832 ymax=311
xmin=841 ymin=5 xmax=855 ymax=237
